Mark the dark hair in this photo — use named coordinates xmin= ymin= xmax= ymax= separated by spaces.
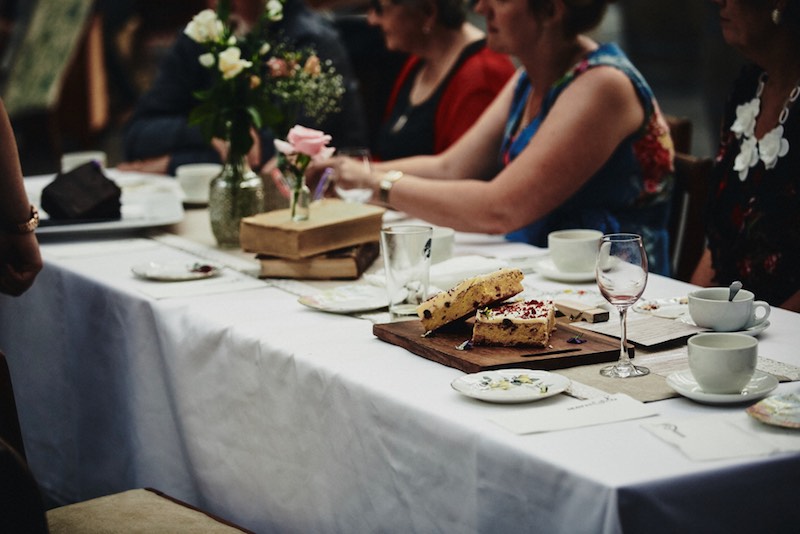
xmin=527 ymin=0 xmax=612 ymax=36
xmin=784 ymin=1 xmax=800 ymax=35
xmin=390 ymin=0 xmax=467 ymax=29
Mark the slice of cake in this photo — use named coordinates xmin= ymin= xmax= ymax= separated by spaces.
xmin=416 ymin=268 xmax=524 ymax=332
xmin=41 ymin=161 xmax=121 ymax=220
xmin=472 ymin=299 xmax=556 ymax=347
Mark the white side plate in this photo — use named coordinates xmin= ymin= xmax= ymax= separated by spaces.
xmin=451 ymin=369 xmax=570 ymax=404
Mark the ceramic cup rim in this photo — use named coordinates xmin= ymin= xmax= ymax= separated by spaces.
xmin=689 ymin=287 xmax=755 ymax=303
xmin=688 ymin=332 xmax=758 ymax=350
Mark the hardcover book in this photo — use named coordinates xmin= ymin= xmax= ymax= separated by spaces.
xmin=257 ymin=241 xmax=380 ymax=280
xmin=240 ymin=199 xmax=385 ymax=259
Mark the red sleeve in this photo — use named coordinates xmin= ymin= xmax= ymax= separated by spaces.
xmin=433 ymin=49 xmax=516 ymax=153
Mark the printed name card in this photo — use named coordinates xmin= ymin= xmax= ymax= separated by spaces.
xmin=491 ymin=393 xmax=658 ymax=435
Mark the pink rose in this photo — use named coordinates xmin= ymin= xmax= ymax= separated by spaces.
xmin=274 ymin=125 xmax=334 ymax=162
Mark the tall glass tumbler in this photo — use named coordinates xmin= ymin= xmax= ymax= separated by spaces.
xmin=380 ymin=225 xmax=433 ymax=318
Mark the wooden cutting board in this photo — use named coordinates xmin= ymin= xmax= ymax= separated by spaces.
xmin=373 ymin=319 xmax=632 ymax=374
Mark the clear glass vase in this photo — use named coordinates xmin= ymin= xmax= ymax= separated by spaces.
xmin=208 ymin=154 xmax=265 ymax=248
xmin=290 ymin=172 xmax=310 ymax=222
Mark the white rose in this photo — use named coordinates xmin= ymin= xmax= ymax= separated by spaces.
xmin=733 ymin=136 xmax=758 ymax=181
xmin=758 ymin=125 xmax=790 ymax=169
xmin=731 ymin=98 xmax=759 ymax=139
xmin=184 ymin=9 xmax=224 ymax=43
xmin=266 ymin=0 xmax=283 ymax=21
xmin=198 ymin=53 xmax=215 ymax=68
xmin=218 ymin=47 xmax=253 ymax=80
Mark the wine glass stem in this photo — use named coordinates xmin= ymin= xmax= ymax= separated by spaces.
xmin=617 ymin=305 xmax=632 ymax=366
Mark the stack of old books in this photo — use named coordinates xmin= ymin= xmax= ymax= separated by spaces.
xmin=240 ymin=199 xmax=385 ymax=279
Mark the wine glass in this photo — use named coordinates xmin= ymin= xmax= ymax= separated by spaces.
xmin=595 ymin=233 xmax=649 ymax=378
xmin=334 ymin=147 xmax=373 ymax=203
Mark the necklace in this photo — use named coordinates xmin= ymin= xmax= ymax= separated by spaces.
xmin=731 ymin=72 xmax=800 ymax=181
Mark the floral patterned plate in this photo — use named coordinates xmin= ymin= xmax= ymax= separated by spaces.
xmin=451 ymin=369 xmax=570 ymax=404
xmin=131 ymin=261 xmax=220 ymax=282
xmin=746 ymin=393 xmax=800 ymax=429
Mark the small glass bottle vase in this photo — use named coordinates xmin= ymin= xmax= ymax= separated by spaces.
xmin=287 ymin=169 xmax=310 ymax=222
xmin=208 ymin=154 xmax=265 ymax=248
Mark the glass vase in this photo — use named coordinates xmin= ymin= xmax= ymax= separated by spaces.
xmin=208 ymin=154 xmax=265 ymax=248
xmin=290 ymin=172 xmax=310 ymax=222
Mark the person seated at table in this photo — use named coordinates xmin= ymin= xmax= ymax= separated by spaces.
xmin=690 ymin=0 xmax=800 ymax=312
xmin=368 ymin=0 xmax=516 ymax=160
xmin=322 ymin=0 xmax=675 ymax=274
xmin=0 ymin=98 xmax=42 ymax=297
xmin=120 ymin=0 xmax=368 ymax=176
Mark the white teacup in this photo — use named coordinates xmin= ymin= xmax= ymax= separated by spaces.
xmin=548 ymin=229 xmax=603 ymax=273
xmin=175 ymin=163 xmax=222 ymax=204
xmin=687 ymin=333 xmax=758 ymax=394
xmin=688 ymin=287 xmax=770 ymax=332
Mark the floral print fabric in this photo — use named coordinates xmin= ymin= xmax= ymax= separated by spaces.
xmin=501 ymin=43 xmax=674 ymax=275
xmin=707 ymin=65 xmax=800 ymax=306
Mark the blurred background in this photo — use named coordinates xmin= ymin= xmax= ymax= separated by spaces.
xmin=0 ymin=0 xmax=742 ymax=176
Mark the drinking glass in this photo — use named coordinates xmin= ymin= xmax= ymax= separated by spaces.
xmin=595 ymin=233 xmax=649 ymax=378
xmin=334 ymin=147 xmax=373 ymax=203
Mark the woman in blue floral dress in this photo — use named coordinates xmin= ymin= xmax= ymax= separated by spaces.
xmin=692 ymin=0 xmax=800 ymax=311
xmin=325 ymin=0 xmax=674 ymax=274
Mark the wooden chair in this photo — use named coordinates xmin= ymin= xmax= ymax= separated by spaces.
xmin=664 ymin=115 xmax=713 ymax=282
xmin=0 ymin=351 xmax=254 ymax=533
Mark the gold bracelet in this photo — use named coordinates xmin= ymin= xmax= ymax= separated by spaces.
xmin=379 ymin=170 xmax=403 ymax=205
xmin=5 ymin=204 xmax=39 ymax=234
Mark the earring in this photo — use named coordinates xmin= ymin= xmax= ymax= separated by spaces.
xmin=772 ymin=8 xmax=782 ymax=25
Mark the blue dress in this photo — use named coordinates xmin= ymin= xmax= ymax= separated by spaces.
xmin=501 ymin=43 xmax=674 ymax=275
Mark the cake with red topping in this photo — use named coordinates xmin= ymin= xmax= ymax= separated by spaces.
xmin=416 ymin=268 xmax=524 ymax=333
xmin=472 ymin=299 xmax=556 ymax=347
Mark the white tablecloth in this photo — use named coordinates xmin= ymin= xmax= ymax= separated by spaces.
xmin=2 ymin=214 xmax=799 ymax=533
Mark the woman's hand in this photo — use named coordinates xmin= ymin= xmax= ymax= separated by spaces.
xmin=0 ymin=232 xmax=43 ymax=296
xmin=117 ymin=155 xmax=170 ymax=174
xmin=319 ymin=156 xmax=377 ymax=194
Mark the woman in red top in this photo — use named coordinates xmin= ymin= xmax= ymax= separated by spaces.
xmin=369 ymin=0 xmax=515 ymax=160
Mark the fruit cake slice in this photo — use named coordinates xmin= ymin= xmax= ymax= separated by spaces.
xmin=472 ymin=299 xmax=556 ymax=347
xmin=416 ymin=268 xmax=524 ymax=333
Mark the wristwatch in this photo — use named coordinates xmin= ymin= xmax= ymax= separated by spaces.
xmin=6 ymin=204 xmax=39 ymax=234
xmin=379 ymin=171 xmax=404 ymax=204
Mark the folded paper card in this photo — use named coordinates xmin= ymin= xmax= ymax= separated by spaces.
xmin=240 ymin=199 xmax=385 ymax=259
xmin=490 ymin=393 xmax=657 ymax=434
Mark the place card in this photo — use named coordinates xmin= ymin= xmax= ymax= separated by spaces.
xmin=490 ymin=393 xmax=658 ymax=435
xmin=571 ymin=312 xmax=704 ymax=346
xmin=643 ymin=414 xmax=790 ymax=461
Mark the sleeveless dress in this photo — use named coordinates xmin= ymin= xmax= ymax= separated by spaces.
xmin=706 ymin=65 xmax=800 ymax=305
xmin=501 ymin=43 xmax=674 ymax=275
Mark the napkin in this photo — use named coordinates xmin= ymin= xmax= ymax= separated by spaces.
xmin=642 ymin=414 xmax=797 ymax=461
xmin=491 ymin=393 xmax=658 ymax=435
xmin=364 ymin=255 xmax=509 ymax=292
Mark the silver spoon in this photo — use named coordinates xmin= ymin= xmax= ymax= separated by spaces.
xmin=728 ymin=280 xmax=743 ymax=301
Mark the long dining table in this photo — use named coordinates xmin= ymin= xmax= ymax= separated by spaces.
xmin=2 ymin=200 xmax=799 ymax=533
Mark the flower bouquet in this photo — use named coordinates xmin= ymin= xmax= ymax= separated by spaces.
xmin=274 ymin=125 xmax=335 ymax=221
xmin=183 ymin=0 xmax=344 ymax=244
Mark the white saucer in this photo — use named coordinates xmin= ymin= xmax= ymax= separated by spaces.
xmin=298 ymin=284 xmax=388 ymax=314
xmin=451 ymin=369 xmax=570 ymax=404
xmin=678 ymin=317 xmax=771 ymax=337
xmin=532 ymin=256 xmax=596 ymax=283
xmin=666 ymin=369 xmax=778 ymax=405
xmin=131 ymin=261 xmax=220 ymax=281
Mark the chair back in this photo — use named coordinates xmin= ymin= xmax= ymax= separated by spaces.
xmin=0 ymin=350 xmax=25 ymax=460
xmin=0 ymin=351 xmax=49 ymax=532
xmin=670 ymin=153 xmax=713 ymax=281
